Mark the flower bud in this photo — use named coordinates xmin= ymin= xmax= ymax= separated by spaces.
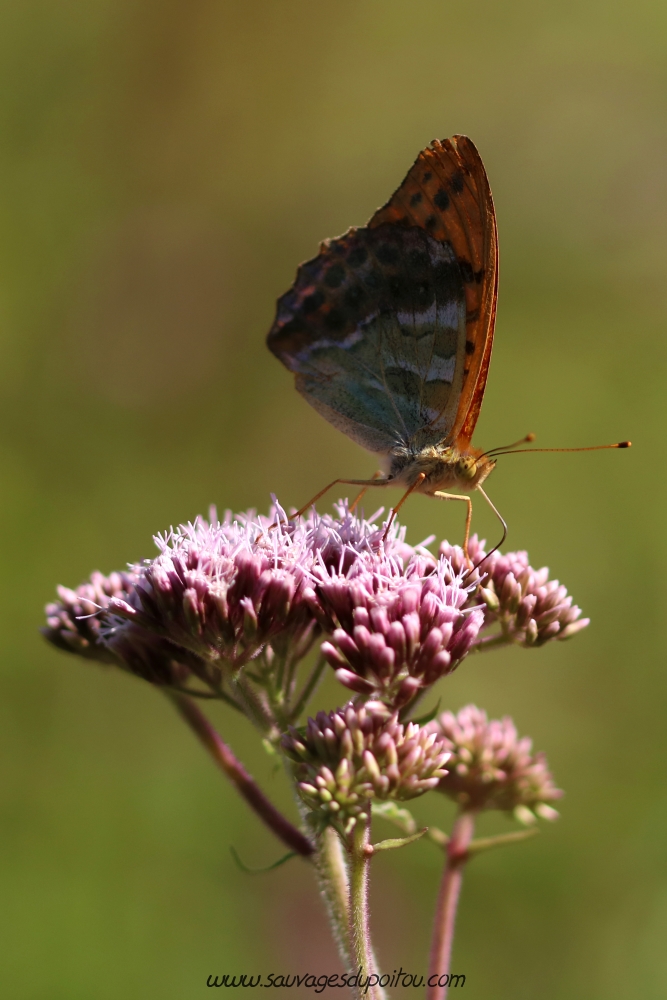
xmin=427 ymin=705 xmax=562 ymax=820
xmin=282 ymin=702 xmax=450 ymax=836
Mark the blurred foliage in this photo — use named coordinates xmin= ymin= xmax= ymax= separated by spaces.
xmin=1 ymin=0 xmax=665 ymax=997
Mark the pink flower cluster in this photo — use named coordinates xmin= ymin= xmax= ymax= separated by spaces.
xmin=43 ymin=502 xmax=588 ymax=713
xmin=42 ymin=502 xmax=573 ymax=840
xmin=427 ymin=705 xmax=562 ymax=820
xmin=43 ymin=569 xmax=194 ymax=687
xmin=315 ymin=559 xmax=482 ymax=705
xmin=439 ymin=537 xmax=589 ymax=646
xmin=282 ymin=701 xmax=451 ymax=835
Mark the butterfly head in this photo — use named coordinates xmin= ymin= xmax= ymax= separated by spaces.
xmin=387 ymin=443 xmax=496 ymax=495
xmin=447 ymin=446 xmax=496 ymax=491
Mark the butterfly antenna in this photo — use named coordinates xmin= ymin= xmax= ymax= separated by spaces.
xmin=484 ymin=432 xmax=536 ymax=458
xmin=489 ymin=440 xmax=631 ymax=459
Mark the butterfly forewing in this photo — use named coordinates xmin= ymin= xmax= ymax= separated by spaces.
xmin=370 ymin=135 xmax=498 ymax=447
xmin=267 ymin=135 xmax=497 ymax=456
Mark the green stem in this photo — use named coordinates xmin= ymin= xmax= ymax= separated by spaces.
xmin=467 ymin=827 xmax=539 ymax=855
xmin=232 ymin=671 xmax=278 ymax=737
xmin=427 ymin=810 xmax=476 ymax=1000
xmin=314 ymin=827 xmax=353 ymax=973
xmin=471 ymin=632 xmax=512 ymax=653
xmin=165 ymin=682 xmax=243 ymax=709
xmin=168 ymin=692 xmax=313 ymax=857
xmin=348 ymin=816 xmax=384 ymax=1000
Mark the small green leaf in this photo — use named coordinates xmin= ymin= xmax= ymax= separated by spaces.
xmin=371 ymin=828 xmax=428 ymax=853
xmin=467 ymin=827 xmax=540 ymax=856
xmin=229 ymin=846 xmax=298 ymax=874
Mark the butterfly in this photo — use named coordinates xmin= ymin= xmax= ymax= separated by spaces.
xmin=266 ymin=136 xmax=627 ymax=560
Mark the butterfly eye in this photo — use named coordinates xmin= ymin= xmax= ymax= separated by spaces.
xmin=456 ymin=457 xmax=478 ymax=480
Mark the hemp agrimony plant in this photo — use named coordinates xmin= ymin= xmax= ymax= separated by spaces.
xmin=43 ymin=501 xmax=582 ymax=999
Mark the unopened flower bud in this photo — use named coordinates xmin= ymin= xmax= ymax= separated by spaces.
xmin=427 ymin=705 xmax=562 ymax=820
xmin=282 ymin=702 xmax=450 ymax=836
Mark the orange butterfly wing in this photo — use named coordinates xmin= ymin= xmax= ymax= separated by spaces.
xmin=369 ymin=135 xmax=498 ymax=449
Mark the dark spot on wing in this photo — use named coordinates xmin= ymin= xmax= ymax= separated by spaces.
xmin=376 ymin=243 xmax=400 ymax=266
xmin=364 ymin=269 xmax=383 ymax=290
xmin=388 ymin=275 xmax=408 ymax=301
xmin=432 ymin=260 xmax=462 ymax=298
xmin=434 ymin=188 xmax=450 ymax=211
xmin=465 ymin=340 xmax=475 ymax=355
xmin=457 ymin=259 xmax=475 ymax=284
xmin=407 ymin=247 xmax=430 ymax=271
xmin=324 ymin=264 xmax=346 ymax=288
xmin=347 ymin=246 xmax=368 ymax=268
xmin=466 ymin=308 xmax=480 ymax=322
xmin=410 ymin=191 xmax=423 ymax=206
xmin=414 ymin=281 xmax=434 ymax=310
xmin=451 ymin=171 xmax=465 ymax=194
xmin=303 ymin=290 xmax=325 ymax=314
xmin=344 ymin=285 xmax=366 ymax=308
xmin=324 ymin=308 xmax=345 ymax=331
xmin=268 ymin=222 xmax=467 ymax=373
xmin=474 ymin=268 xmax=485 ymax=284
xmin=425 ymin=215 xmax=437 ymax=230
xmin=422 ymin=171 xmax=432 ymax=183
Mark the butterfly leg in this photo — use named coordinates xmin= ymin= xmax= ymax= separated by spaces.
xmin=289 ymin=476 xmax=392 ymax=522
xmin=432 ymin=491 xmax=474 ymax=567
xmin=382 ymin=473 xmax=427 ymax=542
xmin=350 ymin=470 xmax=384 ymax=513
xmin=466 ymin=486 xmax=507 ymax=576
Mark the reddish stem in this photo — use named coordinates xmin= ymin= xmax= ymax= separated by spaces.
xmin=426 ymin=810 xmax=476 ymax=1000
xmin=169 ymin=692 xmax=314 ymax=858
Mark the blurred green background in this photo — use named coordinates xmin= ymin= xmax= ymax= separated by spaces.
xmin=1 ymin=1 xmax=665 ymax=997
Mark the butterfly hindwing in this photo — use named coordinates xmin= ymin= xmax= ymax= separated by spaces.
xmin=267 ymin=135 xmax=497 ymax=455
xmin=267 ymin=224 xmax=466 ymax=453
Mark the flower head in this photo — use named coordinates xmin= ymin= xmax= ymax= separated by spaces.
xmin=313 ymin=557 xmax=484 ymax=706
xmin=105 ymin=506 xmax=319 ymax=675
xmin=43 ymin=504 xmax=589 ymax=718
xmin=439 ymin=536 xmax=589 ymax=646
xmin=427 ymin=705 xmax=562 ymax=821
xmin=282 ymin=702 xmax=450 ymax=836
xmin=43 ymin=570 xmax=136 ymax=665
xmin=42 ymin=570 xmax=193 ymax=687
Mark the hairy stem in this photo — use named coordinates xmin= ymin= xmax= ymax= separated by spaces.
xmin=168 ymin=692 xmax=314 ymax=857
xmin=427 ymin=810 xmax=476 ymax=1000
xmin=348 ymin=816 xmax=384 ymax=1000
xmin=314 ymin=826 xmax=353 ymax=973
xmin=232 ymin=670 xmax=279 ymax=737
